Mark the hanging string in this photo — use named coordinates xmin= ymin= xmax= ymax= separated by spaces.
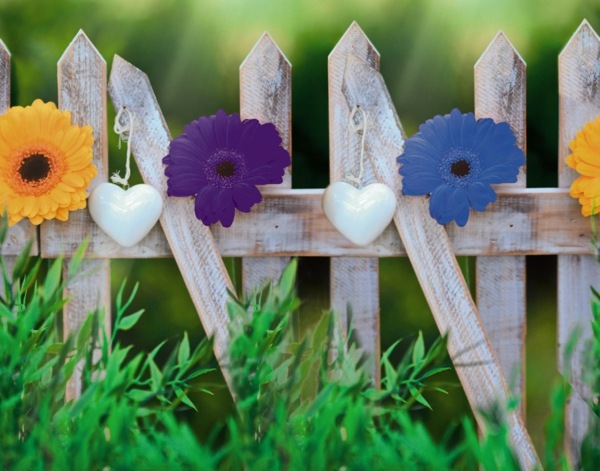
xmin=345 ymin=105 xmax=368 ymax=187
xmin=111 ymin=106 xmax=134 ymax=188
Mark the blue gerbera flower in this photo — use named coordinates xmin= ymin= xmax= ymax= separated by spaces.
xmin=397 ymin=108 xmax=525 ymax=227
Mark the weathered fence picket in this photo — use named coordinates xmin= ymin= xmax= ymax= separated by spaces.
xmin=39 ymin=31 xmax=111 ymax=400
xmin=558 ymin=20 xmax=600 ymax=465
xmin=328 ymin=23 xmax=381 ymax=382
xmin=3 ymin=21 xmax=600 ymax=468
xmin=474 ymin=31 xmax=527 ymax=409
xmin=240 ymin=33 xmax=292 ymax=292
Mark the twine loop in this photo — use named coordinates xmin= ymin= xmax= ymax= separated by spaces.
xmin=111 ymin=106 xmax=134 ymax=188
xmin=345 ymin=105 xmax=368 ymax=187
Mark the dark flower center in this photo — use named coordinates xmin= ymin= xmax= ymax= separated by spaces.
xmin=205 ymin=149 xmax=247 ymax=189
xmin=440 ymin=148 xmax=481 ymax=188
xmin=216 ymin=161 xmax=235 ymax=178
xmin=19 ymin=154 xmax=51 ymax=182
xmin=450 ymin=159 xmax=470 ymax=177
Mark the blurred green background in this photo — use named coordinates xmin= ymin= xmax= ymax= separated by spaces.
xmin=1 ymin=0 xmax=597 ymax=453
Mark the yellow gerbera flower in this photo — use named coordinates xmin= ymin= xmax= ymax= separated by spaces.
xmin=0 ymin=99 xmax=97 ymax=225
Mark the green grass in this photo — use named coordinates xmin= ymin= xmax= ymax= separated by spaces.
xmin=1 ymin=224 xmax=599 ymax=469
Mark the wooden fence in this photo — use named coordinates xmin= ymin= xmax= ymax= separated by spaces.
xmin=2 ymin=20 xmax=600 ymax=470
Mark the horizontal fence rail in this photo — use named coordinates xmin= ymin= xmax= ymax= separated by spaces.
xmin=39 ymin=187 xmax=597 ymax=258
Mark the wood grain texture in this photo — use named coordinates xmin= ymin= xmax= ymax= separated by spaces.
xmin=63 ymin=259 xmax=110 ymax=399
xmin=557 ymin=255 xmax=600 ymax=454
xmin=342 ymin=54 xmax=539 ymax=469
xmin=329 ymin=23 xmax=381 ymax=383
xmin=474 ymin=31 xmax=527 ymax=410
xmin=42 ymin=217 xmax=170 ymax=258
xmin=330 ymin=256 xmax=379 ymax=362
xmin=558 ymin=20 xmax=600 ymax=466
xmin=0 ymin=39 xmax=38 ymax=256
xmin=240 ymin=33 xmax=291 ymax=292
xmin=53 ymin=31 xmax=111 ymax=401
xmin=566 ymin=390 xmax=598 ymax=465
xmin=39 ymin=187 xmax=599 ymax=258
xmin=108 ymin=55 xmax=236 ymax=389
xmin=476 ymin=256 xmax=526 ymax=390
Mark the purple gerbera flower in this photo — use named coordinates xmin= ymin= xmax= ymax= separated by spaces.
xmin=163 ymin=109 xmax=291 ymax=227
xmin=397 ymin=108 xmax=525 ymax=227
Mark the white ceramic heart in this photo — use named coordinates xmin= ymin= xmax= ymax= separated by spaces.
xmin=88 ymin=182 xmax=163 ymax=248
xmin=322 ymin=181 xmax=396 ymax=246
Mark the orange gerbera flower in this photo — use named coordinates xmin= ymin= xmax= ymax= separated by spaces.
xmin=0 ymin=99 xmax=97 ymax=225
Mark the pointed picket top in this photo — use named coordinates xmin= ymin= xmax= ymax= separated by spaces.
xmin=57 ymin=30 xmax=106 ymax=153
xmin=0 ymin=38 xmax=10 ymax=113
xmin=108 ymin=55 xmax=235 ymax=391
xmin=58 ymin=29 xmax=105 ymax=68
xmin=57 ymin=29 xmax=107 ymax=174
xmin=329 ymin=21 xmax=380 ymax=183
xmin=475 ymin=30 xmax=526 ymax=168
xmin=342 ymin=54 xmax=539 ymax=470
xmin=558 ymin=19 xmax=600 ymax=62
xmin=240 ymin=31 xmax=292 ymax=187
xmin=240 ymin=31 xmax=291 ymax=74
xmin=329 ymin=21 xmax=379 ymax=65
xmin=558 ymin=20 xmax=600 ymax=186
xmin=475 ymin=30 xmax=525 ymax=70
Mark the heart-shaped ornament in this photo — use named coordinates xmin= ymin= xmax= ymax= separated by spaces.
xmin=322 ymin=181 xmax=397 ymax=246
xmin=88 ymin=182 xmax=163 ymax=248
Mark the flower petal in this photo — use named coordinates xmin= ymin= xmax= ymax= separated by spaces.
xmin=429 ymin=184 xmax=471 ymax=226
xmin=184 ymin=116 xmax=217 ymax=155
xmin=466 ymin=182 xmax=497 ymax=211
xmin=232 ymin=184 xmax=262 ymax=212
xmin=194 ymin=186 xmax=219 ymax=225
xmin=213 ymin=109 xmax=232 ymax=148
xmin=219 ymin=202 xmax=236 ymax=227
xmin=242 ymin=122 xmax=288 ymax=169
xmin=400 ymin=168 xmax=443 ymax=195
